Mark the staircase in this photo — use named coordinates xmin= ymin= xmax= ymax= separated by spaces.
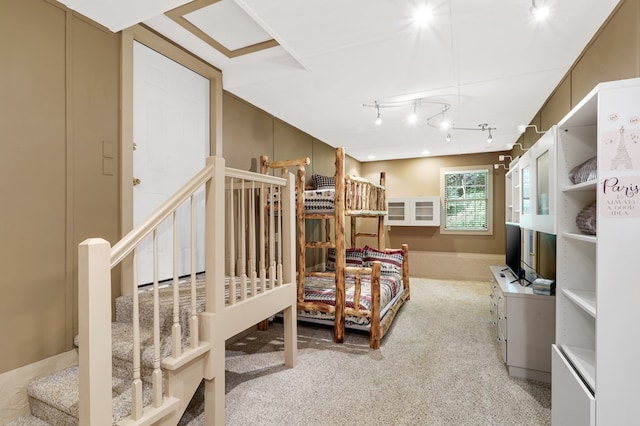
xmin=5 ymin=156 xmax=298 ymax=425
xmin=9 ymin=279 xmax=207 ymax=425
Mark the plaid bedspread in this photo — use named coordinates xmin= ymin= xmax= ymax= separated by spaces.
xmin=300 ymin=273 xmax=402 ymax=325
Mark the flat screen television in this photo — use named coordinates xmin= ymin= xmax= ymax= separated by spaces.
xmin=505 ymin=222 xmax=522 ymax=280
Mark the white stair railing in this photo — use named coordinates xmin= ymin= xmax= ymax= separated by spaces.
xmin=78 ymin=155 xmax=297 ymax=425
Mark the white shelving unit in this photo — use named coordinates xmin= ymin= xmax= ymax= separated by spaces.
xmin=504 ymin=157 xmax=521 ymax=224
xmin=386 ymin=197 xmax=440 ymax=226
xmin=518 ymin=127 xmax=557 ymax=234
xmin=552 ymin=78 xmax=640 ymax=425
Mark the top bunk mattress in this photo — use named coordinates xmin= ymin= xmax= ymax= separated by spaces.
xmin=304 ymin=188 xmax=335 ymax=214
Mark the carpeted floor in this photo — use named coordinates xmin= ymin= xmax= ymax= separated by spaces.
xmin=190 ymin=278 xmax=551 ymax=425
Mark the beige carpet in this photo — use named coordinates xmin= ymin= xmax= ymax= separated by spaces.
xmin=190 ymin=278 xmax=551 ymax=425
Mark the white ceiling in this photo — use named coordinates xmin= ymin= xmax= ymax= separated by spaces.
xmin=58 ymin=0 xmax=621 ymax=162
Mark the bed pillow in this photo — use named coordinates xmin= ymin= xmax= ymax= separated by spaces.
xmin=312 ymin=174 xmax=335 ymax=190
xmin=325 ymin=247 xmax=364 ymax=271
xmin=363 ymin=246 xmax=404 ymax=276
xmin=576 ymin=201 xmax=597 ymax=235
xmin=569 ymin=156 xmax=597 ymax=184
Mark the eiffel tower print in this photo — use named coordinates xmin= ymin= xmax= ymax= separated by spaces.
xmin=610 ymin=125 xmax=634 ymax=170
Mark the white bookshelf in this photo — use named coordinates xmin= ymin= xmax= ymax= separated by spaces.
xmin=504 ymin=157 xmax=520 ymax=223
xmin=552 ymin=78 xmax=640 ymax=425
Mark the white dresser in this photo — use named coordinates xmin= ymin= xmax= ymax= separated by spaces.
xmin=489 ymin=266 xmax=556 ymax=382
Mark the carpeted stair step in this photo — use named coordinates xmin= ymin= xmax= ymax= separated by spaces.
xmin=114 ymin=282 xmax=205 ymax=335
xmin=74 ymin=321 xmax=177 ymax=382
xmin=26 ymin=365 xmax=153 ymax=425
xmin=5 ymin=415 xmax=52 ymax=425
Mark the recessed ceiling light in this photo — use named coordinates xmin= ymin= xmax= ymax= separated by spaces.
xmin=421 ymin=150 xmax=430 ymax=156
xmin=368 ymin=155 xmax=376 ymax=160
xmin=530 ymin=1 xmax=550 ymax=21
xmin=414 ymin=5 xmax=433 ymax=25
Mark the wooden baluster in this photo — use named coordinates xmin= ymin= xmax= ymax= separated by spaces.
xmin=190 ymin=195 xmax=198 ymax=348
xmin=269 ymin=183 xmax=275 ymax=290
xmin=152 ymin=229 xmax=162 ymax=407
xmin=228 ymin=179 xmax=236 ymax=305
xmin=277 ymin=184 xmax=283 ymax=287
xmin=240 ymin=180 xmax=247 ymax=300
xmin=259 ymin=183 xmax=266 ymax=293
xmin=249 ymin=181 xmax=257 ymax=297
xmin=131 ymin=251 xmax=143 ymax=419
xmin=172 ymin=211 xmax=182 ymax=358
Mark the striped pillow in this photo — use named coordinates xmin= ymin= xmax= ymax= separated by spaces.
xmin=326 ymin=247 xmax=364 ymax=271
xmin=363 ymin=246 xmax=404 ymax=276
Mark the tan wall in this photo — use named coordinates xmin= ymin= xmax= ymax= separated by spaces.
xmin=3 ymin=0 xmax=640 ymax=374
xmin=0 ymin=0 xmax=120 ymax=374
xmin=512 ymin=0 xmax=640 ymax=276
xmin=361 ymin=151 xmax=509 ymax=255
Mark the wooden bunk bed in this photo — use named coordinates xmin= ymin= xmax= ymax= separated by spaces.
xmin=261 ymin=147 xmax=410 ymax=349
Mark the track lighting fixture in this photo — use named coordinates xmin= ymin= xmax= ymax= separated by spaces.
xmin=516 ymin=124 xmax=546 ymax=134
xmin=408 ymin=101 xmax=418 ymax=123
xmin=530 ymin=0 xmax=549 ymax=20
xmin=480 ymin=124 xmax=493 ymax=144
xmin=426 ymin=106 xmax=496 ymax=144
xmin=364 ymin=99 xmax=495 ymax=144
xmin=363 ymin=98 xmax=448 ymax=126
xmin=375 ymin=102 xmax=382 ymax=126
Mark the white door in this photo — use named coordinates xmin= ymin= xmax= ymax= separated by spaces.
xmin=133 ymin=41 xmax=210 ymax=285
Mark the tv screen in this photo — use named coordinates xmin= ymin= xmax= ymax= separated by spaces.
xmin=505 ymin=222 xmax=521 ymax=279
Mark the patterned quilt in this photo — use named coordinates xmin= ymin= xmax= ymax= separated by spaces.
xmin=300 ymin=273 xmax=403 ymax=326
xmin=303 ymin=188 xmax=335 ymax=213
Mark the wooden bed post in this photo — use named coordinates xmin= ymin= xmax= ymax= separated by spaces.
xmin=402 ymin=243 xmax=410 ymax=301
xmin=296 ymin=166 xmax=306 ymax=303
xmin=334 ymin=147 xmax=346 ymax=344
xmin=351 ymin=217 xmax=356 ymax=248
xmin=369 ymin=261 xmax=382 ymax=349
xmin=378 ymin=172 xmax=386 ymax=249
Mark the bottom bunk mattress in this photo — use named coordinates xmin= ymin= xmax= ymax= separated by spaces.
xmin=299 ymin=273 xmax=403 ymax=328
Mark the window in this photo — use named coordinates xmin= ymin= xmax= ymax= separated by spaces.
xmin=440 ymin=166 xmax=493 ymax=235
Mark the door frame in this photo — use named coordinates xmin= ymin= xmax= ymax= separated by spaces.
xmin=120 ymin=25 xmax=223 ymax=295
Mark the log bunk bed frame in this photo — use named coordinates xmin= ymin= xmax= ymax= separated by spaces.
xmin=261 ymin=147 xmax=410 ymax=349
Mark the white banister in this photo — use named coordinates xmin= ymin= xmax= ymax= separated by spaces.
xmin=110 ymin=165 xmax=214 ymax=268
xmin=78 ymin=155 xmax=294 ymax=426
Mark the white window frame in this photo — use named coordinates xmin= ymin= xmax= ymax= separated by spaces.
xmin=440 ymin=165 xmax=494 ymax=235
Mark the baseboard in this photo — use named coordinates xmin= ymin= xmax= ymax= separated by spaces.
xmin=408 ymin=251 xmax=504 ymax=281
xmin=312 ymin=252 xmax=502 ymax=281
xmin=0 ymin=349 xmax=78 ymax=424
xmin=508 ymin=366 xmax=551 ymax=383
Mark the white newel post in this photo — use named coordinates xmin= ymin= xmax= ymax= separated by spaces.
xmin=78 ymin=238 xmax=113 ymax=425
xmin=202 ymin=155 xmax=226 ymax=426
xmin=281 ymin=173 xmax=298 ymax=368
